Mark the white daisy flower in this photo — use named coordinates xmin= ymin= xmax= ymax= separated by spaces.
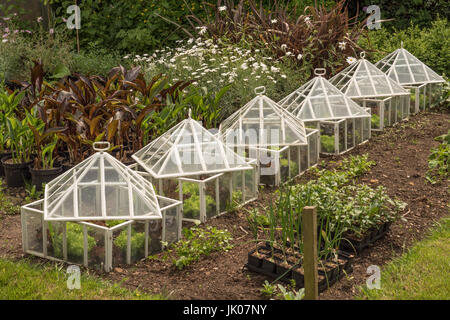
xmin=346 ymin=56 xmax=357 ymax=65
xmin=338 ymin=41 xmax=347 ymax=50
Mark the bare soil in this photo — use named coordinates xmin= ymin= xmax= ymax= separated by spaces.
xmin=1 ymin=110 xmax=449 ymax=300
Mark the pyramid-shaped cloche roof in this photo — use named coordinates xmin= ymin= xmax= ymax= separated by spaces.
xmin=375 ymin=45 xmax=445 ymax=86
xmin=132 ymin=113 xmax=253 ymax=179
xmin=278 ymin=69 xmax=371 ymax=121
xmin=219 ymin=87 xmax=308 ymax=148
xmin=44 ymin=142 xmax=162 ymax=221
xmin=329 ymin=53 xmax=409 ymax=99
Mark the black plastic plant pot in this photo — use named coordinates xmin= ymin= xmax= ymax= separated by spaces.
xmin=275 ymin=262 xmax=292 ymax=279
xmin=30 ymin=166 xmax=63 ymax=191
xmin=1 ymin=156 xmax=33 ymax=188
xmin=261 ymin=257 xmax=277 ymax=274
xmin=291 ymin=268 xmax=304 ymax=288
xmin=0 ymin=151 xmax=12 ymax=176
xmin=247 ymin=249 xmax=263 ymax=268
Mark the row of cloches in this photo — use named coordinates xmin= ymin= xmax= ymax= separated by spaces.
xmin=21 ymin=46 xmax=446 ymax=271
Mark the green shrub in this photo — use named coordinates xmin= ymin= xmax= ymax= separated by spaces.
xmin=46 ymin=0 xmax=215 ymax=53
xmin=348 ymin=1 xmax=450 ymax=31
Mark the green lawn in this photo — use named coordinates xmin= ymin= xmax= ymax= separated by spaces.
xmin=360 ymin=217 xmax=450 ymax=300
xmin=0 ymin=258 xmax=165 ymax=300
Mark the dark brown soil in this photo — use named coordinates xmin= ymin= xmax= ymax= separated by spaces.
xmin=0 ymin=110 xmax=449 ymax=300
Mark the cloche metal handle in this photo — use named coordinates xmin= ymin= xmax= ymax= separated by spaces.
xmin=314 ymin=68 xmax=326 ymax=76
xmin=254 ymin=86 xmax=266 ymax=95
xmin=93 ymin=141 xmax=111 ymax=152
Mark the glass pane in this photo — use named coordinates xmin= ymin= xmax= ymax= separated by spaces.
xmin=289 ymin=146 xmax=300 ymax=179
xmin=410 ymin=87 xmax=418 ymax=114
xmin=258 ymin=149 xmax=277 ymax=186
xmin=47 ymin=221 xmax=65 ymax=260
xmin=130 ymin=222 xmax=146 ymax=264
xmin=308 ymin=131 xmax=319 ymax=167
xmin=181 ymin=181 xmax=201 ymax=220
xmin=79 ymin=186 xmax=101 ymax=218
xmin=112 ymin=224 xmax=128 ymax=267
xmin=87 ymin=225 xmax=105 ymax=270
xmin=66 ymin=222 xmax=90 ymax=264
xmin=205 ymin=179 xmax=218 ymax=220
xmin=320 ymin=122 xmax=336 ymax=154
xmin=25 ymin=211 xmax=43 ymax=253
xmin=384 ymin=100 xmax=391 ymax=128
xmin=219 ymin=173 xmax=232 ymax=213
xmin=347 ymin=119 xmax=355 ymax=149
xmin=300 ymin=145 xmax=308 ymax=173
xmin=244 ymin=168 xmax=256 ymax=202
xmin=163 ymin=206 xmax=179 ymax=245
xmin=148 ymin=219 xmax=163 ymax=253
xmin=232 ymin=170 xmax=244 ymax=205
xmin=354 ymin=117 xmax=363 ymax=145
xmin=391 ymin=96 xmax=398 ymax=124
xmin=338 ymin=121 xmax=345 ymax=154
xmin=279 ymin=148 xmax=290 ymax=182
xmin=367 ymin=101 xmax=381 ymax=130
xmin=420 ymin=86 xmax=426 ymax=111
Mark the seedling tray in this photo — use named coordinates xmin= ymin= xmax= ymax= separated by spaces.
xmin=340 ymin=221 xmax=391 ymax=254
xmin=246 ymin=245 xmax=353 ymax=292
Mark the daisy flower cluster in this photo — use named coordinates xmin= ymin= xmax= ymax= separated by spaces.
xmin=124 ymin=37 xmax=306 ymax=112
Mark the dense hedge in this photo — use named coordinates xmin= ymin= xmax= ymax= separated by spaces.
xmin=46 ymin=0 xmax=337 ymax=54
xmin=347 ymin=0 xmax=450 ymax=30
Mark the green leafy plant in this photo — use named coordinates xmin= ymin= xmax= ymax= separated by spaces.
xmin=0 ymin=86 xmax=25 ymax=153
xmin=371 ymin=114 xmax=380 ymax=128
xmin=50 ymin=222 xmax=96 ymax=260
xmin=24 ymin=181 xmax=44 ymax=202
xmin=260 ymin=280 xmax=304 ymax=300
xmin=181 ymin=182 xmax=215 ymax=220
xmin=426 ymin=130 xmax=450 ymax=184
xmin=320 ymin=135 xmax=335 ymax=153
xmin=5 ymin=111 xmax=35 ymax=164
xmin=172 ymin=226 xmax=233 ymax=270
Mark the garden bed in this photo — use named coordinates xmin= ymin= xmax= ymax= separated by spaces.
xmin=0 ymin=111 xmax=449 ymax=299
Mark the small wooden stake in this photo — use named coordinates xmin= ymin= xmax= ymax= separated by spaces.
xmin=302 ymin=206 xmax=318 ymax=300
